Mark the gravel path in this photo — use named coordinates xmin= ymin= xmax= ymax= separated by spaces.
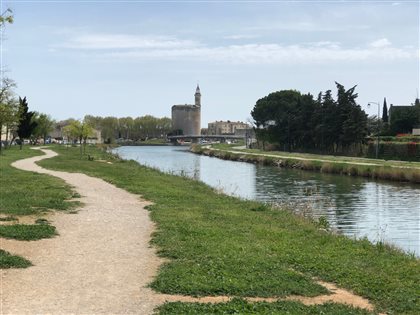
xmin=1 ymin=148 xmax=162 ymax=314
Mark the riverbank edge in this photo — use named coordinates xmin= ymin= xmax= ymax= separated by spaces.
xmin=190 ymin=145 xmax=420 ymax=184
xmin=37 ymin=145 xmax=420 ymax=314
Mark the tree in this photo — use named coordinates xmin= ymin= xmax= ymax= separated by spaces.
xmin=100 ymin=116 xmax=118 ymax=143
xmin=335 ymin=82 xmax=367 ymax=152
xmin=118 ymin=117 xmax=134 ymax=140
xmin=62 ymin=124 xmax=73 ymax=148
xmin=0 ymin=8 xmax=13 ymax=25
xmin=68 ymin=119 xmax=93 ymax=156
xmin=158 ymin=117 xmax=172 ymax=138
xmin=0 ymin=78 xmax=18 ymax=153
xmin=382 ymin=98 xmax=388 ymax=123
xmin=250 ymin=83 xmax=367 ymax=155
xmin=33 ymin=113 xmax=55 ymax=144
xmin=0 ymin=10 xmax=15 ymax=152
xmin=16 ymin=97 xmax=37 ymax=149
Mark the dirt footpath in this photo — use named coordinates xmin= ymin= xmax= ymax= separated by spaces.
xmin=1 ymin=148 xmax=162 ymax=314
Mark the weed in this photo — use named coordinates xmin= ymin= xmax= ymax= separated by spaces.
xmin=0 ymin=224 xmax=57 ymax=240
xmin=35 ymin=218 xmax=50 ymax=225
xmin=0 ymin=216 xmax=18 ymax=222
xmin=317 ymin=216 xmax=330 ymax=230
xmin=0 ymin=249 xmax=32 ymax=269
xmin=250 ymin=204 xmax=269 ymax=212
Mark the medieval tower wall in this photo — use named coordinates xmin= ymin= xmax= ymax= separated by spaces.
xmin=171 ymin=85 xmax=201 ymax=136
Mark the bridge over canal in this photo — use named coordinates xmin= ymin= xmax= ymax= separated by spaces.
xmin=167 ymin=135 xmax=246 ymax=143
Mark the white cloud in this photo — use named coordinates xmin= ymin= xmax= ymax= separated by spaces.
xmin=58 ymin=33 xmax=416 ymax=65
xmin=223 ymin=34 xmax=259 ymax=40
xmin=60 ymin=34 xmax=200 ymax=50
xmin=245 ymin=21 xmax=370 ymax=32
xmin=369 ymin=38 xmax=392 ymax=48
xmin=100 ymin=43 xmax=414 ymax=65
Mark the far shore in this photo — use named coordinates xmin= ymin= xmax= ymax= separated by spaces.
xmin=191 ymin=144 xmax=420 ymax=184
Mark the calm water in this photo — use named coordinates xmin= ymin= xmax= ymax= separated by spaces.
xmin=114 ymin=146 xmax=420 ymax=256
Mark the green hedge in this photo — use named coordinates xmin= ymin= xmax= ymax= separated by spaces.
xmin=367 ymin=136 xmax=420 ymax=143
xmin=367 ymin=142 xmax=420 ymax=161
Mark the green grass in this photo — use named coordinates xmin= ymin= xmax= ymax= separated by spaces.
xmin=227 ymin=146 xmax=420 ymax=169
xmin=0 ymin=146 xmax=80 ymax=215
xmin=38 ymin=145 xmax=420 ymax=314
xmin=158 ymin=299 xmax=373 ymax=315
xmin=0 ymin=249 xmax=32 ymax=269
xmin=0 ymin=224 xmax=57 ymax=240
xmin=0 ymin=146 xmax=78 ymax=267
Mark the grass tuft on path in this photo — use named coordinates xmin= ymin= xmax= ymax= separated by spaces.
xmin=39 ymin=145 xmax=420 ymax=315
xmin=0 ymin=249 xmax=32 ymax=268
xmin=0 ymin=224 xmax=57 ymax=240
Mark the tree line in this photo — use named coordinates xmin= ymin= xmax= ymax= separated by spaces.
xmin=251 ymin=82 xmax=368 ymax=154
xmin=83 ymin=115 xmax=171 ymax=144
xmin=0 ymin=77 xmax=56 ymax=151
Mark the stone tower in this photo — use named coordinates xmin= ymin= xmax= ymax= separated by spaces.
xmin=195 ymin=84 xmax=201 ymax=107
xmin=171 ymin=85 xmax=201 ymax=136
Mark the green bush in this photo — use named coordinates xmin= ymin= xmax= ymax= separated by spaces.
xmin=367 ymin=142 xmax=420 ymax=161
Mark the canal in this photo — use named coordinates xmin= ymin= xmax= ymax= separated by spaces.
xmin=114 ymin=145 xmax=420 ymax=256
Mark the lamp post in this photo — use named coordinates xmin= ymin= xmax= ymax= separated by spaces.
xmin=368 ymin=101 xmax=380 ymax=159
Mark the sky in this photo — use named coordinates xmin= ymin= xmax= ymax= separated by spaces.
xmin=2 ymin=0 xmax=420 ymax=126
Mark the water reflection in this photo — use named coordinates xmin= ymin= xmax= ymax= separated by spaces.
xmin=114 ymin=146 xmax=420 ymax=256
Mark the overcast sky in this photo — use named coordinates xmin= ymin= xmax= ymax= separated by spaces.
xmin=3 ymin=0 xmax=419 ymax=125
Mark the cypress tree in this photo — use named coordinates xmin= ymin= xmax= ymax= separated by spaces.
xmin=382 ymin=97 xmax=388 ymax=123
xmin=17 ymin=97 xmax=37 ymax=149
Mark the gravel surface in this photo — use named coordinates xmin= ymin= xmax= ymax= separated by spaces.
xmin=1 ymin=148 xmax=162 ymax=314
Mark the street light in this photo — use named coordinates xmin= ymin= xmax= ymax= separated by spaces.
xmin=368 ymin=101 xmax=380 ymax=159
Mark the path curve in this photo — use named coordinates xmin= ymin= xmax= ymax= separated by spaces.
xmin=1 ymin=148 xmax=162 ymax=314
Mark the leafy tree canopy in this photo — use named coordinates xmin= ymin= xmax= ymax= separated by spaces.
xmin=251 ymin=83 xmax=368 ymax=154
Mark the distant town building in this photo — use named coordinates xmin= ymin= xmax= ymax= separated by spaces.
xmin=389 ymin=104 xmax=413 ymax=121
xmin=389 ymin=102 xmax=420 ymax=134
xmin=171 ymin=85 xmax=201 ymax=136
xmin=208 ymin=120 xmax=250 ymax=135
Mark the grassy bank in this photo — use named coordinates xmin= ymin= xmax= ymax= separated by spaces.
xmin=38 ymin=145 xmax=419 ymax=315
xmin=192 ymin=145 xmax=420 ymax=184
xmin=158 ymin=299 xmax=372 ymax=314
xmin=0 ymin=146 xmax=78 ymax=268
